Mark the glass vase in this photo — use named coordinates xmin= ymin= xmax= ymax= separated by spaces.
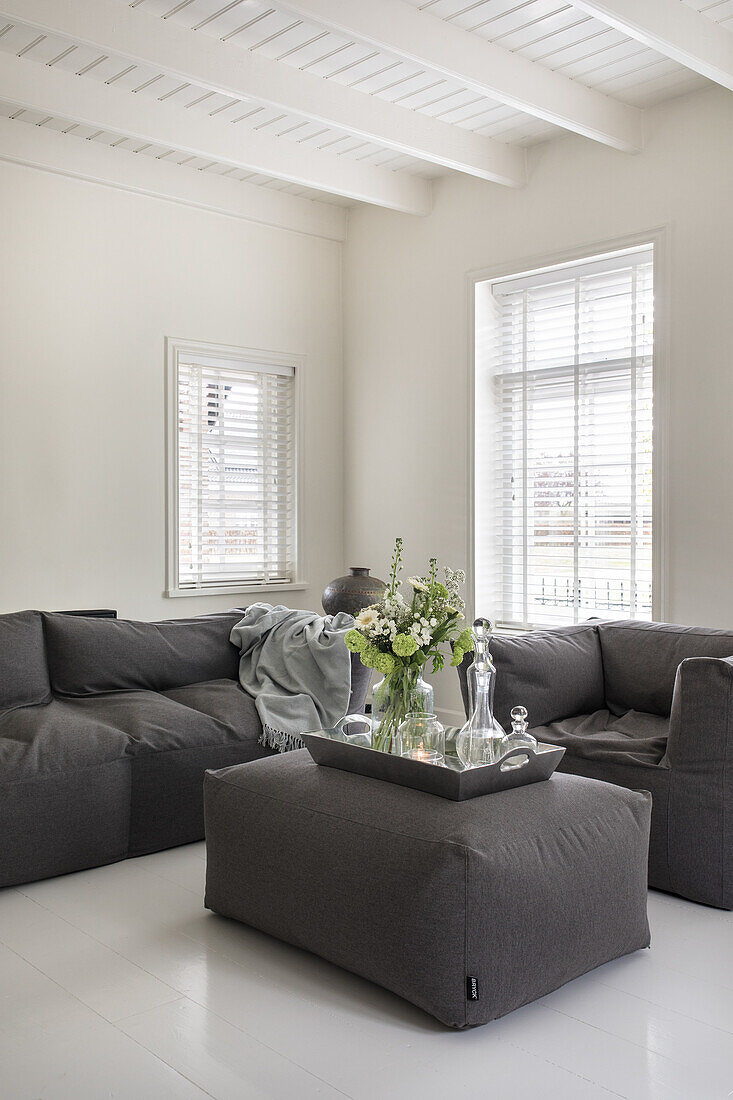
xmin=371 ymin=668 xmax=433 ymax=754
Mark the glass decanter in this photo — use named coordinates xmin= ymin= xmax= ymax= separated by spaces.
xmin=456 ymin=619 xmax=506 ymax=768
xmin=499 ymin=706 xmax=538 ymax=770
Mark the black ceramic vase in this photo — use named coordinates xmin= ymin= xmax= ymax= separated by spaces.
xmin=322 ymin=567 xmax=387 ymax=617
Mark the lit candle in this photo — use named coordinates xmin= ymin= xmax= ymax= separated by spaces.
xmin=404 ymin=747 xmax=444 ymax=766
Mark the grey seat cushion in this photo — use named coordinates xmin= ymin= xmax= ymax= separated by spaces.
xmin=598 ymin=620 xmax=733 ymax=716
xmin=0 ymin=699 xmax=131 ymax=779
xmin=65 ymin=688 xmax=251 ymax=754
xmin=205 ymin=752 xmax=651 ymax=1028
xmin=0 ymin=610 xmax=51 ymax=712
xmin=42 ymin=610 xmax=246 ymax=695
xmin=532 ymin=708 xmax=669 ymax=767
xmin=164 ymin=679 xmax=262 ymax=736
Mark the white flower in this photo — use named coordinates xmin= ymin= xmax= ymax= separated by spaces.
xmin=430 ymin=618 xmax=438 ymax=627
xmin=356 ymin=608 xmax=379 ymax=629
xmin=408 ymin=577 xmax=429 ymax=592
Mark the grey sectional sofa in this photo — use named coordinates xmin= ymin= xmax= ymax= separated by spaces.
xmin=0 ymin=609 xmax=369 ymax=888
xmin=458 ymin=619 xmax=733 ymax=909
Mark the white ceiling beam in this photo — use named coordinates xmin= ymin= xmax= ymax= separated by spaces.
xmin=571 ymin=0 xmax=733 ymax=91
xmin=0 ymin=0 xmax=526 ymax=188
xmin=0 ymin=54 xmax=431 ymax=215
xmin=277 ymin=0 xmax=643 ymax=153
xmin=0 ymin=115 xmax=347 ymax=241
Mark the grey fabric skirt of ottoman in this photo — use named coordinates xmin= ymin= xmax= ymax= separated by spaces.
xmin=204 ymin=750 xmax=651 ymax=1029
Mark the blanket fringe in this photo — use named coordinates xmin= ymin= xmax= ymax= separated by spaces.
xmin=259 ymin=724 xmax=305 ymax=754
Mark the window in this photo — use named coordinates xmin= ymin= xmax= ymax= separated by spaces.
xmin=475 ymin=244 xmax=655 ymax=630
xmin=166 ymin=340 xmax=299 ymax=596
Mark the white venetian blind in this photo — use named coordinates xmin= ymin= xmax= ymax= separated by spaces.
xmin=175 ymin=353 xmax=297 ymax=591
xmin=490 ymin=245 xmax=654 ymax=629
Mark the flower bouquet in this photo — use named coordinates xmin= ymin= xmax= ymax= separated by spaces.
xmin=344 ymin=538 xmax=474 ymax=753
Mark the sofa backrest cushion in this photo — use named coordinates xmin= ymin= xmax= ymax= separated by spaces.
xmin=0 ymin=610 xmax=51 ymax=710
xmin=459 ymin=623 xmax=605 ymax=731
xmin=43 ymin=611 xmax=246 ymax=695
xmin=598 ymin=620 xmax=733 ymax=717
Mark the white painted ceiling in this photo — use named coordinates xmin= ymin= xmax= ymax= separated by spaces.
xmin=0 ymin=0 xmax=731 ymax=212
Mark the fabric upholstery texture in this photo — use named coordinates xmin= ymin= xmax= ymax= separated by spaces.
xmin=204 ymin=752 xmax=651 ymax=1029
xmin=532 ymin=709 xmax=668 ymax=768
xmin=459 ymin=623 xmax=605 ymax=731
xmin=598 ymin=620 xmax=733 ymax=717
xmin=0 ymin=699 xmax=131 ymax=779
xmin=42 ymin=611 xmax=246 ymax=695
xmin=0 ymin=608 xmax=368 ymax=888
xmin=458 ymin=619 xmax=733 ymax=908
xmin=666 ymin=656 xmax=733 ymax=908
xmin=0 ymin=610 xmax=51 ymax=711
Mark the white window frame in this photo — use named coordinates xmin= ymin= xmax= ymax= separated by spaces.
xmin=165 ymin=336 xmax=306 ymax=598
xmin=467 ymin=228 xmax=669 ymax=630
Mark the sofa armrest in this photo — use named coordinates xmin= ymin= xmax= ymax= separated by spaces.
xmin=666 ymin=656 xmax=733 ymax=907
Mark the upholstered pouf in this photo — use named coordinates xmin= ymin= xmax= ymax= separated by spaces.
xmin=204 ymin=751 xmax=651 ymax=1029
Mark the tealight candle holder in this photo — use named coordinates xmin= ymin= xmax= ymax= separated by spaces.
xmin=403 ymin=747 xmax=444 ymax=766
xmin=397 ymin=711 xmax=445 ymax=767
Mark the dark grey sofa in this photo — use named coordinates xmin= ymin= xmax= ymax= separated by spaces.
xmin=458 ymin=619 xmax=733 ymax=909
xmin=0 ymin=609 xmax=369 ymax=888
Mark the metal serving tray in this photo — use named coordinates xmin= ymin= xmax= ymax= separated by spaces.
xmin=301 ymin=716 xmax=565 ymax=802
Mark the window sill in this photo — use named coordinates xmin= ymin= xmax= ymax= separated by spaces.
xmin=165 ymin=582 xmax=309 ymax=599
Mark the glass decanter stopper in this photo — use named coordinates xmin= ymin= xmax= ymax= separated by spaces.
xmin=499 ymin=706 xmax=538 ymax=770
xmin=456 ymin=619 xmax=506 ymax=768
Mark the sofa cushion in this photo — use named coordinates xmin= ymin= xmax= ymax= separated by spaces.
xmin=42 ymin=611 xmax=245 ymax=696
xmin=164 ymin=679 xmax=262 ymax=734
xmin=464 ymin=624 xmax=605 ymax=731
xmin=598 ymin=620 xmax=733 ymax=717
xmin=65 ymin=688 xmax=250 ymax=754
xmin=0 ymin=698 xmax=130 ymax=779
xmin=532 ymin=708 xmax=669 ymax=768
xmin=0 ymin=759 xmax=131 ymax=888
xmin=0 ymin=610 xmax=51 ymax=712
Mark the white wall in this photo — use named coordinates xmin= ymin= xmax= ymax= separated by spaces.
xmin=0 ymin=160 xmax=343 ymax=620
xmin=343 ymin=86 xmax=733 ymax=720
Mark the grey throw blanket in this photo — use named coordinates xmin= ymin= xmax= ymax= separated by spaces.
xmin=230 ymin=603 xmax=355 ymax=753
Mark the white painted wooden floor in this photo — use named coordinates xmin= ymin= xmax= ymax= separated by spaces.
xmin=0 ymin=844 xmax=731 ymax=1100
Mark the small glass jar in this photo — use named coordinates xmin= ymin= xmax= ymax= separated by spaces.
xmin=397 ymin=711 xmax=445 ymax=766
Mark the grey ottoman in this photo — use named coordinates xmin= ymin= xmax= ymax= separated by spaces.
xmin=204 ymin=750 xmax=651 ymax=1028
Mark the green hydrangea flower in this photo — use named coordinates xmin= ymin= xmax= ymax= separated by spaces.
xmin=361 ymin=644 xmax=382 ymax=669
xmin=392 ymin=633 xmax=418 ymax=657
xmin=344 ymin=629 xmax=367 ymax=653
xmin=373 ymin=651 xmax=397 ymax=676
xmin=457 ymin=628 xmax=475 ymax=652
